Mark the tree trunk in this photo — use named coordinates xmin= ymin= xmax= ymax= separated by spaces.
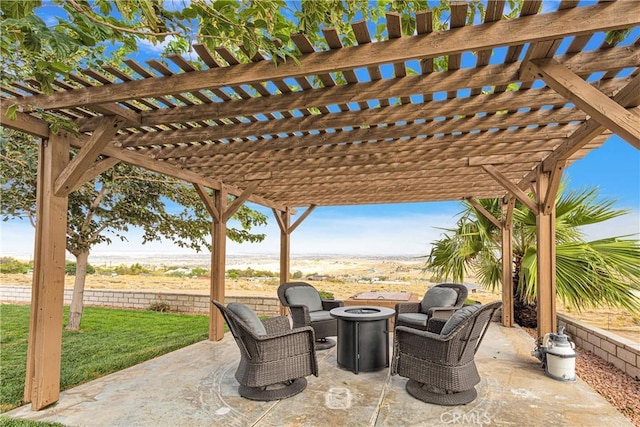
xmin=512 ymin=255 xmax=538 ymax=328
xmin=65 ymin=250 xmax=89 ymax=331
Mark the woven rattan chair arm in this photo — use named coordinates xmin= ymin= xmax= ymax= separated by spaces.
xmin=287 ymin=305 xmax=311 ymax=326
xmin=427 ymin=306 xmax=457 ymax=319
xmin=254 ymin=327 xmax=317 ymax=362
xmin=394 ymin=325 xmax=450 ymax=342
xmin=261 ymin=316 xmax=291 ymax=334
xmin=321 ymin=299 xmax=344 ymax=310
xmin=427 ymin=317 xmax=447 ymax=333
xmin=395 ymin=302 xmax=422 ymax=314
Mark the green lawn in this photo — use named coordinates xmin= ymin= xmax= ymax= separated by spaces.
xmin=0 ymin=304 xmax=211 ymax=413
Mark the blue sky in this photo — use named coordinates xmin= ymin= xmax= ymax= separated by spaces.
xmin=1 ymin=2 xmax=638 ymax=260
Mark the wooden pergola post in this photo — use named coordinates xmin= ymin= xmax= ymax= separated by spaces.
xmin=24 ymin=133 xmax=70 ymax=410
xmin=277 ymin=208 xmax=291 ymax=316
xmin=501 ymin=196 xmax=515 ymax=327
xmin=273 ymin=205 xmax=317 ymax=315
xmin=535 ymin=167 xmax=560 ymax=338
xmin=209 ymin=188 xmax=227 ymax=341
xmin=195 ymin=183 xmax=260 ymax=340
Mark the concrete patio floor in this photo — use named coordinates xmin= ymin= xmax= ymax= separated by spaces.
xmin=6 ymin=323 xmax=632 ymax=427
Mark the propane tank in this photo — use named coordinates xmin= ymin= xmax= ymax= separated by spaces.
xmin=532 ymin=326 xmax=577 ymax=382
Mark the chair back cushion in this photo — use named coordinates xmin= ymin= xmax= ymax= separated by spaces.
xmin=227 ymin=302 xmax=267 ymax=336
xmin=421 ymin=286 xmax=459 ymax=313
xmin=285 ymin=286 xmax=323 ymax=312
xmin=440 ymin=304 xmax=481 ymax=336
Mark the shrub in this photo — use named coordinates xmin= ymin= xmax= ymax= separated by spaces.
xmin=148 ymin=302 xmax=171 ymax=312
xmin=319 ymin=291 xmax=335 ymax=300
xmin=226 ymin=268 xmax=276 ymax=278
xmin=292 ymin=270 xmax=303 ymax=279
xmin=0 ymin=257 xmax=31 ymax=274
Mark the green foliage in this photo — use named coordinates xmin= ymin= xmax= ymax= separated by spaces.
xmin=226 ymin=268 xmax=277 ymax=278
xmin=0 ymin=304 xmax=210 ymax=412
xmin=0 ymin=0 xmax=499 ymax=98
xmin=318 ymin=290 xmax=335 ymax=300
xmin=65 ymin=261 xmax=95 ymax=275
xmin=0 ymin=129 xmax=268 ymax=261
xmin=113 ymin=263 xmax=150 ymax=276
xmin=292 ymin=270 xmax=303 ymax=279
xmin=424 ymin=183 xmax=640 ymax=314
xmin=0 ymin=257 xmax=31 ymax=274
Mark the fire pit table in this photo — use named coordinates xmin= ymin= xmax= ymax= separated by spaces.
xmin=329 ymin=306 xmax=395 ymax=374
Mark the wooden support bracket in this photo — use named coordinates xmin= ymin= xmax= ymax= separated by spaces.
xmin=222 ymin=182 xmax=260 ymax=223
xmin=67 ymin=157 xmax=120 ymax=194
xmin=194 ymin=184 xmax=220 ymax=222
xmin=542 ymin=161 xmax=565 ymax=216
xmin=522 ymin=58 xmax=640 ymax=148
xmin=54 ymin=116 xmax=124 ymax=196
xmin=466 ymin=198 xmax=502 ymax=229
xmin=482 ymin=165 xmax=539 ymax=215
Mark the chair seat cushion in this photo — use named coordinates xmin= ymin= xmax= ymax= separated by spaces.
xmin=440 ymin=304 xmax=481 ymax=336
xmin=285 ymin=286 xmax=323 ymax=312
xmin=227 ymin=302 xmax=267 ymax=336
xmin=309 ymin=310 xmax=333 ymax=322
xmin=421 ymin=287 xmax=458 ymax=313
xmin=397 ymin=312 xmax=429 ymax=328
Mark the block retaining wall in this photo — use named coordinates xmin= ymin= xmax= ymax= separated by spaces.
xmin=0 ymin=285 xmax=280 ymax=316
xmin=3 ymin=286 xmax=637 ymax=379
xmin=558 ymin=313 xmax=640 ymax=380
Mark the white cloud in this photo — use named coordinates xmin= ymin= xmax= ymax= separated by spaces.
xmin=137 ymin=35 xmax=179 ymax=54
xmin=578 ymin=209 xmax=640 ymax=241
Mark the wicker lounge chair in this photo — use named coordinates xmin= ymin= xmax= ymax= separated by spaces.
xmin=277 ymin=282 xmax=344 ymax=350
xmin=394 ymin=283 xmax=468 ymax=331
xmin=392 ymin=301 xmax=502 ymax=405
xmin=211 ymin=300 xmax=318 ymax=401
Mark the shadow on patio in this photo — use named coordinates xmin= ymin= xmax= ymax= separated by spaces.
xmin=6 ymin=323 xmax=631 ymax=426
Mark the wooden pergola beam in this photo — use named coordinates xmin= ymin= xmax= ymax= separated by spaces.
xmin=0 ymin=105 xmax=50 ymax=138
xmin=115 ymin=87 xmax=613 ymax=149
xmin=19 ymin=1 xmax=639 ymax=111
xmin=522 ymin=59 xmax=640 ymax=148
xmin=65 ymin=138 xmax=288 ymax=211
xmin=77 ymin=43 xmax=638 ymax=133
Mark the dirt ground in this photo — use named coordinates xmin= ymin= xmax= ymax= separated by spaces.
xmin=2 ymin=256 xmax=638 ymax=341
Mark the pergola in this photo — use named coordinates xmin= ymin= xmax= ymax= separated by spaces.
xmin=1 ymin=0 xmax=639 ymax=411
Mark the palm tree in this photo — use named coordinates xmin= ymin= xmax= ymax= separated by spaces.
xmin=425 ymin=184 xmax=640 ymax=328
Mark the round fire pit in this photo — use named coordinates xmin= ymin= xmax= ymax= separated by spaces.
xmin=330 ymin=306 xmax=395 ymax=374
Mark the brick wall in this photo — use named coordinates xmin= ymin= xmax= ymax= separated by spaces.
xmin=558 ymin=314 xmax=640 ymax=380
xmin=0 ymin=286 xmax=280 ymax=316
